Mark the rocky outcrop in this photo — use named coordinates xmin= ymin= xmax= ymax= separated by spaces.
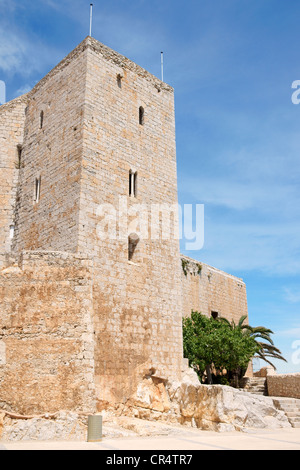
xmin=174 ymin=382 xmax=290 ymax=431
xmin=0 ymin=369 xmax=291 ymax=441
xmin=119 ymin=368 xmax=291 ymax=432
xmin=0 ymin=411 xmax=87 ymax=442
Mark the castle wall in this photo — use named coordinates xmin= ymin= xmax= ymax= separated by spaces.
xmin=0 ymin=37 xmax=253 ymax=415
xmin=1 ymin=38 xmax=184 ymax=412
xmin=78 ymin=39 xmax=183 ymax=406
xmin=0 ymin=96 xmax=27 ymax=253
xmin=0 ymin=251 xmax=96 ymax=415
xmin=181 ymin=255 xmax=248 ymax=323
xmin=13 ymin=44 xmax=88 ymax=253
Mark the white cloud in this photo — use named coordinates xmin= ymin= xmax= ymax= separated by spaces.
xmin=15 ymin=84 xmax=33 ymax=97
xmin=0 ymin=28 xmax=59 ymax=78
xmin=275 ymin=326 xmax=300 ymax=339
xmin=283 ymin=287 xmax=300 ymax=304
xmin=0 ymin=32 xmax=27 ymax=74
xmin=178 ymin=106 xmax=300 ymax=275
xmin=196 ymin=222 xmax=300 ymax=274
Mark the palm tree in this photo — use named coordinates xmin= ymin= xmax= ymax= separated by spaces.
xmin=244 ymin=324 xmax=287 ymax=370
xmin=219 ymin=315 xmax=287 ymax=370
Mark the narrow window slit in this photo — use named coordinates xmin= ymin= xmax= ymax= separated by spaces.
xmin=139 ymin=106 xmax=144 ymax=125
xmin=9 ymin=225 xmax=15 ymax=239
xmin=35 ymin=176 xmax=41 ymax=204
xmin=129 ymin=170 xmax=137 ymax=197
xmin=129 ymin=170 xmax=132 ymax=196
xmin=16 ymin=144 xmax=22 ymax=169
xmin=134 ymin=171 xmax=137 ymax=197
xmin=39 ymin=111 xmax=44 ymax=129
xmin=117 ymin=73 xmax=123 ymax=88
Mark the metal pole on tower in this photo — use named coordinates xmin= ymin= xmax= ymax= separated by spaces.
xmin=89 ymin=4 xmax=93 ymax=37
xmin=161 ymin=52 xmax=164 ymax=82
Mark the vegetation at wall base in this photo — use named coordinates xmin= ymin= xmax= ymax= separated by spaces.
xmin=183 ymin=312 xmax=286 ymax=387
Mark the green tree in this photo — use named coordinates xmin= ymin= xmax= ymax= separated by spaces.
xmin=183 ymin=312 xmax=258 ymax=386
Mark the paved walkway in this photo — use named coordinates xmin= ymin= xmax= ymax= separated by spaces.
xmin=1 ymin=427 xmax=300 ymax=450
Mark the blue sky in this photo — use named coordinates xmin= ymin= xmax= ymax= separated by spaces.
xmin=1 ymin=0 xmax=300 ymax=373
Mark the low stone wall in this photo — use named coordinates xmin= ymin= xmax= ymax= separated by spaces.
xmin=267 ymin=373 xmax=300 ymax=399
xmin=253 ymin=367 xmax=276 ymax=378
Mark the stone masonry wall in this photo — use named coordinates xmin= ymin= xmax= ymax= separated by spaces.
xmin=13 ymin=43 xmax=88 ymax=253
xmin=0 ymin=251 xmax=96 ymax=415
xmin=0 ymin=37 xmax=254 ymax=416
xmin=79 ymin=38 xmax=183 ymax=407
xmin=1 ymin=37 xmax=184 ymax=412
xmin=0 ymin=95 xmax=28 ymax=253
xmin=181 ymin=255 xmax=249 ymax=323
xmin=267 ymin=373 xmax=300 ymax=399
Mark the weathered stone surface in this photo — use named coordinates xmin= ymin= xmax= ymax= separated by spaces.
xmin=0 ymin=411 xmax=188 ymax=442
xmin=267 ymin=373 xmax=300 ymax=400
xmin=119 ymin=370 xmax=291 ymax=432
xmin=0 ymin=251 xmax=96 ymax=415
xmin=0 ymin=379 xmax=291 ymax=442
xmin=0 ymin=35 xmax=252 ymax=420
xmin=0 ymin=411 xmax=87 ymax=442
xmin=181 ymin=255 xmax=249 ymax=326
xmin=0 ymin=364 xmax=291 ymax=441
xmin=0 ymin=95 xmax=27 ymax=253
xmin=0 ymin=36 xmax=184 ymax=410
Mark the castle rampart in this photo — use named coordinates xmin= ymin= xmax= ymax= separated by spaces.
xmin=181 ymin=255 xmax=248 ymax=323
xmin=0 ymin=37 xmax=251 ymax=415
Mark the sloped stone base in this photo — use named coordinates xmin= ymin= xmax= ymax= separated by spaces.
xmin=0 ymin=369 xmax=291 ymax=441
xmin=116 ymin=369 xmax=291 ymax=432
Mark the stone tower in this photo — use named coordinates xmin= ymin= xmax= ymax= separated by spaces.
xmin=0 ymin=37 xmax=183 ymax=411
xmin=0 ymin=36 xmax=250 ymax=416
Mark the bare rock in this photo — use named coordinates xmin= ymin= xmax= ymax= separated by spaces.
xmin=123 ymin=369 xmax=291 ymax=432
xmin=172 ymin=381 xmax=291 ymax=431
xmin=0 ymin=411 xmax=87 ymax=442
